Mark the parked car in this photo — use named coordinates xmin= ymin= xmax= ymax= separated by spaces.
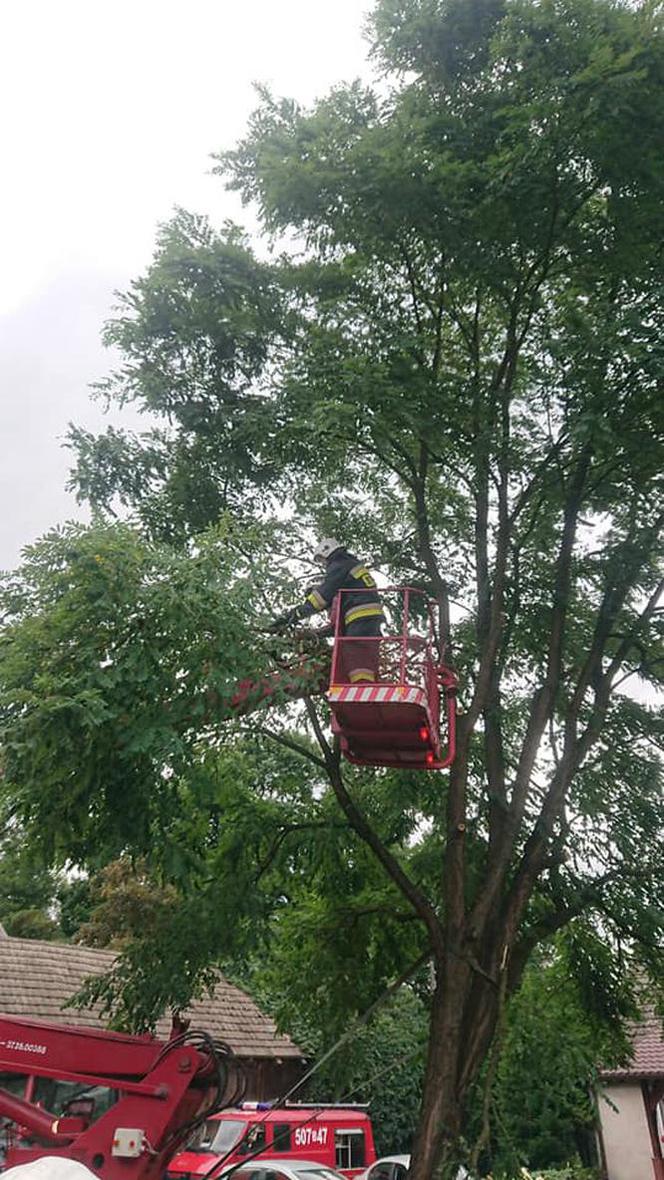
xmin=220 ymin=1159 xmax=346 ymax=1180
xmin=360 ymin=1155 xmax=470 ymax=1180
xmin=167 ymin=1105 xmax=377 ymax=1180
xmin=359 ymin=1156 xmax=410 ymax=1180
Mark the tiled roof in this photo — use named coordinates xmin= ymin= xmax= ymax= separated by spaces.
xmin=600 ymin=1011 xmax=664 ymax=1080
xmin=0 ymin=936 xmax=303 ymax=1061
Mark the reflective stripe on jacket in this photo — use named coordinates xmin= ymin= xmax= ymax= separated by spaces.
xmin=301 ymin=552 xmax=383 ymax=631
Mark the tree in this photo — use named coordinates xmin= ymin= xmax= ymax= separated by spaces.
xmin=72 ymin=857 xmax=179 ymax=950
xmin=57 ymin=876 xmax=95 ymax=940
xmin=255 ymin=939 xmax=628 ymax=1172
xmin=262 ymin=985 xmax=429 ymax=1157
xmin=1 ymin=0 xmax=663 ymax=1174
xmin=466 ymin=941 xmax=630 ymax=1174
xmin=0 ymin=820 xmax=61 ymax=940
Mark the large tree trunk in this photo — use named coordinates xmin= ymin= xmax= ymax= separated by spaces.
xmin=409 ymin=949 xmax=504 ymax=1179
xmin=409 ymin=975 xmax=464 ymax=1180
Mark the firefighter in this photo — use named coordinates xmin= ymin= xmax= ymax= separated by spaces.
xmin=269 ymin=538 xmax=383 ymax=683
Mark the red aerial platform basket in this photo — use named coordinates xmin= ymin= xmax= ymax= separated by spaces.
xmin=327 ymin=587 xmax=457 ymax=770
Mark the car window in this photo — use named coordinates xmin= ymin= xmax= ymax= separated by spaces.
xmin=368 ymin=1165 xmax=394 ymax=1180
xmin=32 ymin=1078 xmax=117 ymax=1124
xmin=0 ymin=1073 xmax=27 ymax=1097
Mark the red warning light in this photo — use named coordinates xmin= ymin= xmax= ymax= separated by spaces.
xmin=419 ymin=726 xmax=430 ymax=742
xmin=426 ymin=751 xmax=435 ymax=766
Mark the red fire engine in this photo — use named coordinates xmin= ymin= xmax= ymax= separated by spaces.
xmin=167 ymin=1103 xmax=376 ymax=1180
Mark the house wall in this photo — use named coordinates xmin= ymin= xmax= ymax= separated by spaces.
xmin=243 ymin=1057 xmax=306 ymax=1102
xmin=598 ymin=1081 xmax=654 ymax=1180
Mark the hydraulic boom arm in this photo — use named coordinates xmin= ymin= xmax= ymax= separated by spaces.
xmin=0 ymin=1015 xmax=242 ymax=1180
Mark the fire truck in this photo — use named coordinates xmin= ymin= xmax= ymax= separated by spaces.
xmin=166 ymin=1103 xmax=377 ymax=1180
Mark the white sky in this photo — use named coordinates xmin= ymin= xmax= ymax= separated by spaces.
xmin=0 ymin=0 xmax=374 ymax=571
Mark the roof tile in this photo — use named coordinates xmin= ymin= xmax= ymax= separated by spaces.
xmin=0 ymin=937 xmax=303 ymax=1061
xmin=600 ymin=1012 xmax=664 ymax=1080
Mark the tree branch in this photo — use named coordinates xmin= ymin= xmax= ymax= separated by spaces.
xmin=304 ymin=697 xmax=445 ymax=955
xmin=256 ymin=724 xmax=327 ymax=770
xmin=470 ymin=443 xmax=592 ymax=937
xmin=255 ymin=820 xmax=344 ymax=881
xmin=412 ymin=441 xmax=452 ymax=653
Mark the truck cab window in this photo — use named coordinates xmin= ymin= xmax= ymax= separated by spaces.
xmin=335 ymin=1130 xmax=365 ymax=1171
xmin=238 ymin=1124 xmax=266 ymax=1156
xmin=272 ymin=1124 xmax=292 ymax=1152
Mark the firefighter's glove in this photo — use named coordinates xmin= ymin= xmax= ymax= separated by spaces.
xmin=290 ymin=625 xmax=319 ymax=641
xmin=267 ymin=608 xmax=300 ymax=634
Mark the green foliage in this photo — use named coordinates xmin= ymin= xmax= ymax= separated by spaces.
xmin=0 ymin=822 xmax=61 ymax=940
xmin=474 ymin=945 xmax=629 ymax=1173
xmin=3 ymin=908 xmax=59 ymax=941
xmin=526 ymin=1169 xmax=599 ymax=1180
xmin=370 ymin=0 xmax=507 ymax=82
xmin=73 ymin=856 xmax=178 ymax=949
xmin=69 ymin=738 xmax=350 ymax=1030
xmin=68 ymin=213 xmax=288 ymax=543
xmin=299 ymin=989 xmax=429 ymax=1156
xmin=1 ymin=0 xmax=663 ymax=1169
xmin=57 ymin=876 xmax=95 ymax=939
xmin=0 ymin=519 xmax=319 ymax=866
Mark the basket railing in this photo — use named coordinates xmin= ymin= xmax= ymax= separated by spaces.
xmin=330 ymin=587 xmax=439 ymax=688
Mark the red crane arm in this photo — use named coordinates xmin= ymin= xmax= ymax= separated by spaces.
xmin=0 ymin=1016 xmax=172 ymax=1080
xmin=0 ymin=1015 xmax=237 ymax=1180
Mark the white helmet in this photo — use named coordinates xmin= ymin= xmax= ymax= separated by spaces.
xmin=313 ymin=537 xmax=343 ymax=564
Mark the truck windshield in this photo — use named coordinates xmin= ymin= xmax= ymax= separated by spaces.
xmin=194 ymin=1118 xmax=247 ymax=1155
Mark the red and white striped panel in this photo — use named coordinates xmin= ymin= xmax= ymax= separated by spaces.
xmin=327 ymin=683 xmax=427 ymax=706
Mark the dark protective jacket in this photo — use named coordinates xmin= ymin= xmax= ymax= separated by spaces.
xmin=300 ymin=549 xmax=383 ymax=631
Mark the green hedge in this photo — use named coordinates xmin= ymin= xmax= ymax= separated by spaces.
xmin=526 ymin=1168 xmax=600 ymax=1180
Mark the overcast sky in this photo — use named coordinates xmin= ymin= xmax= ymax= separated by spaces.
xmin=0 ymin=0 xmax=374 ymax=572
